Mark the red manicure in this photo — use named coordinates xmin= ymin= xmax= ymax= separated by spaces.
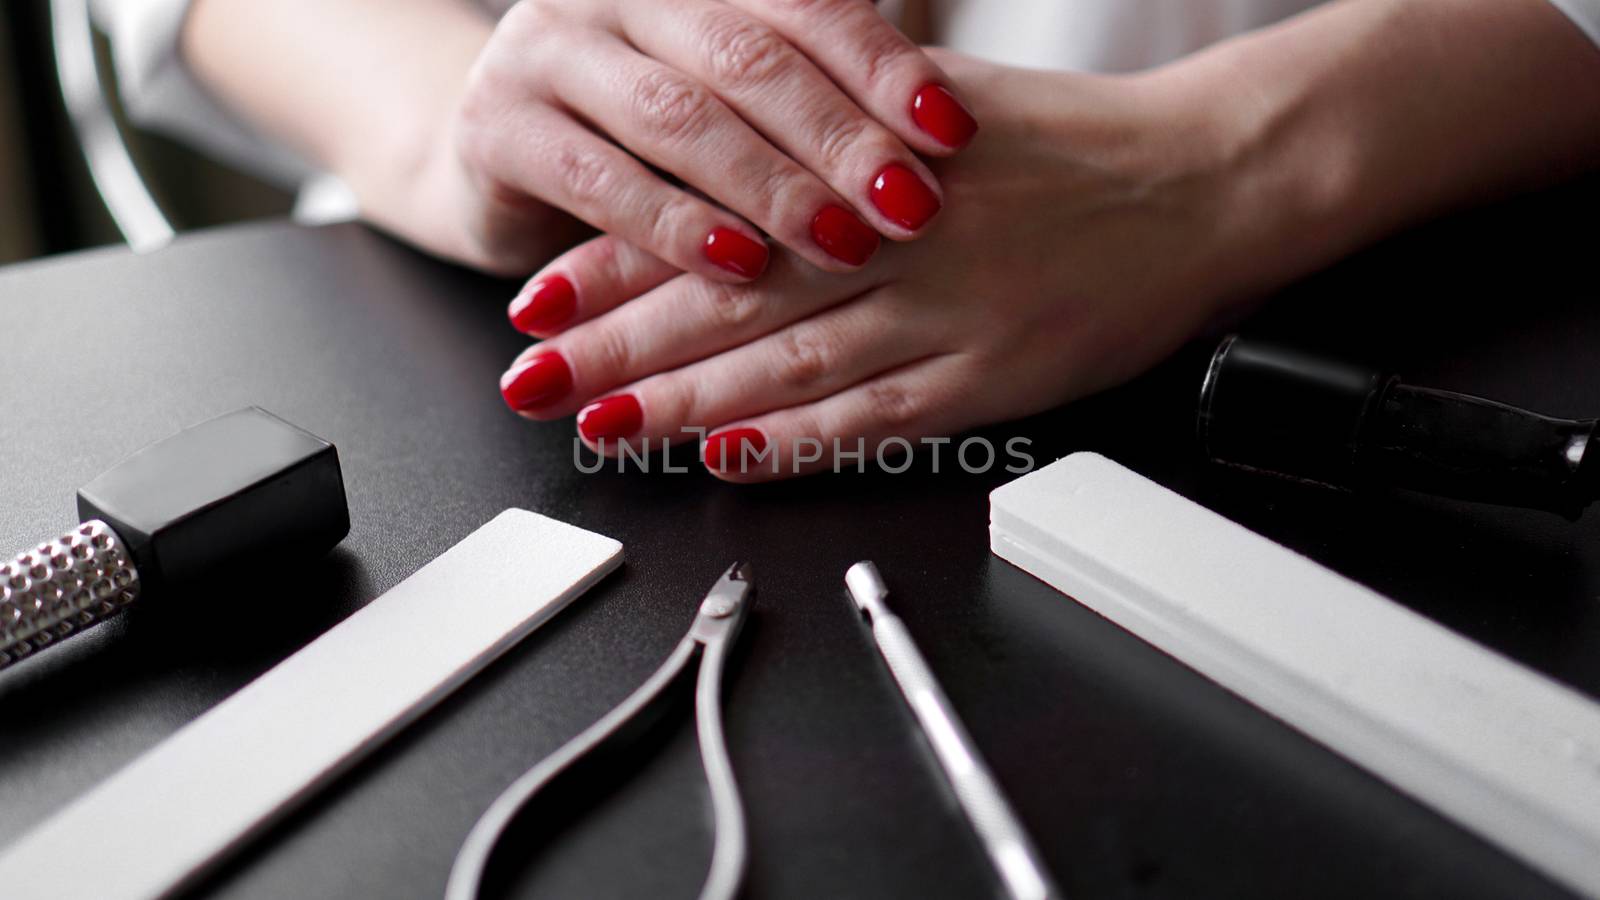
xmin=500 ymin=353 xmax=572 ymax=412
xmin=811 ymin=205 xmax=880 ymax=267
xmin=703 ymin=428 xmax=768 ymax=473
xmin=577 ymin=395 xmax=643 ymax=443
xmin=703 ymin=228 xmax=770 ymax=279
xmin=509 ymin=275 xmax=577 ymax=334
xmin=870 ymin=165 xmax=941 ymax=232
xmin=911 ymin=84 xmax=978 ymax=149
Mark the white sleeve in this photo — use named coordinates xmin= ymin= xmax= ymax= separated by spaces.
xmin=92 ymin=0 xmax=317 ymax=189
xmin=94 ymin=0 xmax=1599 ymax=192
xmin=1548 ymin=0 xmax=1600 ymax=46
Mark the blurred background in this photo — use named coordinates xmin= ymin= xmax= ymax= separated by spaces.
xmin=0 ymin=2 xmax=290 ymax=265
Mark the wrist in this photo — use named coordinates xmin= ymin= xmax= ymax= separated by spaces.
xmin=1134 ymin=53 xmax=1368 ymax=316
xmin=324 ymin=11 xmax=494 ymax=229
xmin=1138 ymin=0 xmax=1600 ymax=315
xmin=338 ymin=18 xmax=503 ymax=266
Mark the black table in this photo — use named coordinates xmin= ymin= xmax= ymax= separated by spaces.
xmin=2 ymin=176 xmax=1597 ymax=899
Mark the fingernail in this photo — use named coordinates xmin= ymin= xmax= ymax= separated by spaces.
xmin=577 ymin=394 xmax=643 ymax=442
xmin=703 ymin=428 xmax=768 ymax=472
xmin=811 ymin=205 xmax=880 ymax=267
xmin=500 ymin=353 xmax=572 ymax=411
xmin=704 ymin=228 xmax=770 ymax=279
xmin=870 ymin=164 xmax=941 ymax=232
xmin=911 ymin=84 xmax=978 ymax=149
xmin=509 ymin=275 xmax=577 ymax=334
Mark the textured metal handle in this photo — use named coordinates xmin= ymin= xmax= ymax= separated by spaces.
xmin=1 ymin=520 xmax=141 ymax=670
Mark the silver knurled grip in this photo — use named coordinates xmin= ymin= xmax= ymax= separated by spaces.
xmin=0 ymin=520 xmax=141 ymax=671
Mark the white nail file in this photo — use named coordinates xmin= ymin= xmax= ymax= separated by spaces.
xmin=0 ymin=508 xmax=623 ymax=900
xmin=990 ymin=453 xmax=1600 ymax=899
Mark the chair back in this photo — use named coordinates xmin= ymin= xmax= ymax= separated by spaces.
xmin=51 ymin=0 xmax=174 ymax=252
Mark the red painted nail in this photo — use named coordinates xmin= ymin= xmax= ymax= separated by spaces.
xmin=703 ymin=228 xmax=770 ymax=279
xmin=870 ymin=165 xmax=941 ymax=232
xmin=810 ymin=205 xmax=880 ymax=267
xmin=577 ymin=395 xmax=643 ymax=443
xmin=500 ymin=353 xmax=572 ymax=411
xmin=911 ymin=84 xmax=978 ymax=149
xmin=509 ymin=275 xmax=577 ymax=334
xmin=703 ymin=428 xmax=769 ymax=473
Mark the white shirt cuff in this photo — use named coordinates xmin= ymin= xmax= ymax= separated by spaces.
xmin=92 ymin=0 xmax=320 ymax=191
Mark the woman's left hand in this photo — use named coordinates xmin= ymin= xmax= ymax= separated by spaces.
xmin=496 ymin=50 xmax=1294 ymax=480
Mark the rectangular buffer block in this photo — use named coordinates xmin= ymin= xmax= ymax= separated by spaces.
xmin=990 ymin=452 xmax=1600 ymax=899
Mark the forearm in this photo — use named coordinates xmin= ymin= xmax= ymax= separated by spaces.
xmin=1166 ymin=0 xmax=1600 ymax=298
xmin=183 ymin=0 xmax=493 ymax=216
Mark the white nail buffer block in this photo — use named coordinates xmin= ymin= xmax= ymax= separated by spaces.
xmin=0 ymin=508 xmax=622 ymax=900
xmin=990 ymin=453 xmax=1600 ymax=899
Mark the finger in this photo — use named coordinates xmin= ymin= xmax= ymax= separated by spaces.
xmin=478 ymin=103 xmax=771 ymax=284
xmin=622 ymin=2 xmax=943 ymax=240
xmin=509 ymin=235 xmax=676 ymax=337
xmin=544 ymin=35 xmax=893 ymax=271
xmin=724 ymin=0 xmax=978 ymax=155
xmin=500 ymin=250 xmax=878 ymax=418
xmin=700 ymin=353 xmax=976 ymax=482
xmin=572 ymin=290 xmax=934 ymax=450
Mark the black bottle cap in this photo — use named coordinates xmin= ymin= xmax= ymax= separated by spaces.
xmin=75 ymin=407 xmax=350 ymax=595
xmin=1198 ymin=336 xmax=1600 ymax=516
xmin=1198 ymin=335 xmax=1390 ymax=489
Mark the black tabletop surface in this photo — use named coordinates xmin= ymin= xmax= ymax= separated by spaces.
xmin=1 ymin=175 xmax=1597 ymax=900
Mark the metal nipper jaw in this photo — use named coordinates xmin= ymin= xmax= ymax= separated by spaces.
xmin=446 ymin=563 xmax=755 ymax=900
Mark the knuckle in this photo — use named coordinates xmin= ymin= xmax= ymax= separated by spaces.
xmin=739 ymin=161 xmax=800 ymax=231
xmin=864 ymin=380 xmax=926 ymax=430
xmin=776 ymin=325 xmax=837 ymax=389
xmin=631 ymin=69 xmax=716 ymax=143
xmin=701 ymin=281 xmax=763 ymax=331
xmin=765 ymin=0 xmax=842 ymax=17
xmin=855 ymin=25 xmax=915 ymax=89
xmin=664 ymin=373 xmax=706 ymax=427
xmin=551 ymin=142 xmax=612 ymax=206
xmin=616 ymin=241 xmax=670 ymax=288
xmin=587 ymin=325 xmax=635 ymax=379
xmin=579 ymin=237 xmax=623 ymax=289
xmin=701 ymin=11 xmax=793 ymax=87
xmin=649 ymin=194 xmax=702 ymax=259
xmin=813 ymin=113 xmax=872 ymax=171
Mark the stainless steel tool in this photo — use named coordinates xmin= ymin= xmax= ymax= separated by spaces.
xmin=446 ymin=562 xmax=755 ymax=900
xmin=1 ymin=407 xmax=349 ymax=670
xmin=846 ymin=561 xmax=1059 ymax=900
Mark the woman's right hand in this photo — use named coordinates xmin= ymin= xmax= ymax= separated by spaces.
xmin=433 ymin=0 xmax=976 ymax=281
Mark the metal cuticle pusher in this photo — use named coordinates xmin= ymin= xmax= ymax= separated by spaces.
xmin=846 ymin=561 xmax=1060 ymax=900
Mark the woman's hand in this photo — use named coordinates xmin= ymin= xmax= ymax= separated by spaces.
xmin=424 ymin=0 xmax=977 ymax=280
xmin=496 ymin=0 xmax=1600 ymax=482
xmin=497 ymin=51 xmax=1278 ymax=479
